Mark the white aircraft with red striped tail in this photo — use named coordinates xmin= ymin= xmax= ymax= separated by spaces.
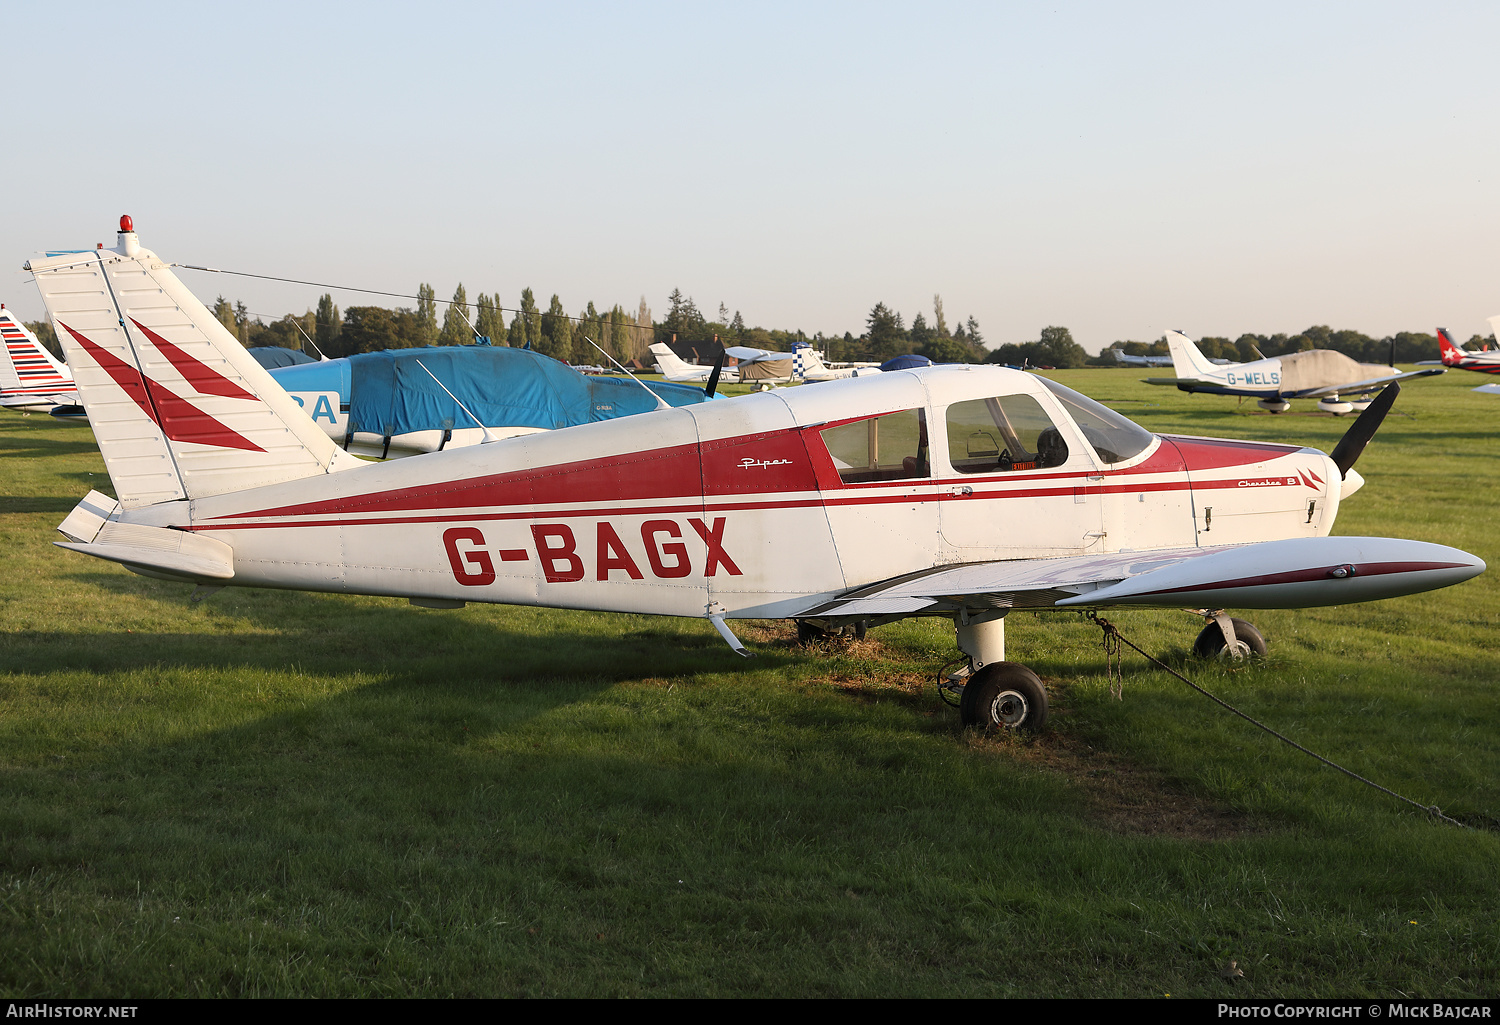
xmin=25 ymin=219 xmax=1485 ymax=731
xmin=0 ymin=305 xmax=78 ymax=413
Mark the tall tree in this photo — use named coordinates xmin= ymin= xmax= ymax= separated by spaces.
xmin=438 ymin=283 xmax=471 ymax=346
xmin=213 ymin=295 xmax=236 ymax=338
xmin=864 ymin=301 xmax=906 ymax=361
xmin=910 ymin=312 xmax=931 ymax=347
xmin=571 ymin=301 xmax=602 ymax=363
xmin=663 ymin=288 xmax=705 ymax=340
xmin=963 ymin=315 xmax=986 ymax=359
xmin=315 ymin=294 xmax=341 ymax=355
xmin=933 ymin=294 xmax=950 ymax=338
xmin=234 ymin=301 xmax=251 ymax=346
xmin=631 ymin=297 xmax=653 ymax=360
xmin=416 ymin=283 xmax=438 ymax=345
xmin=475 ymin=292 xmax=507 ymax=344
xmin=608 ymin=305 xmax=632 ymax=362
xmin=509 ymin=288 xmax=540 ymax=348
xmin=539 ymin=293 xmax=570 ymax=359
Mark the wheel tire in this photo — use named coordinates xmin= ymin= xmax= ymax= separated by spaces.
xmin=959 ymin=662 xmax=1049 ymax=731
xmin=1192 ymin=618 xmax=1268 ymax=660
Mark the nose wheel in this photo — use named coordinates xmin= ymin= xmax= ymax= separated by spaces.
xmin=958 ymin=662 xmax=1049 ymax=732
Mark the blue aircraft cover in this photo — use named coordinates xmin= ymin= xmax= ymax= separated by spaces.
xmin=343 ymin=345 xmax=711 ymax=437
xmin=247 ymin=346 xmax=317 ymax=369
xmin=880 ymin=354 xmax=933 ymax=372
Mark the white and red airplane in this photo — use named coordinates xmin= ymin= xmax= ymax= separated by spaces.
xmin=0 ymin=305 xmax=79 ymax=413
xmin=1433 ymin=326 xmax=1500 ymax=375
xmin=26 ymin=220 xmax=1486 ymax=731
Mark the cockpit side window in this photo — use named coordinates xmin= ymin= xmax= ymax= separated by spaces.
xmin=1035 ymin=377 xmax=1155 ymax=464
xmin=945 ymin=395 xmax=1068 ymax=474
xmin=818 ymin=408 xmax=929 ymax=484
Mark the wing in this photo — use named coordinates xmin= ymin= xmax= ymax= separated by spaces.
xmin=797 ymin=537 xmax=1482 ymax=619
xmin=725 ymin=345 xmax=795 ymax=363
xmin=1291 ymin=367 xmax=1446 ymax=399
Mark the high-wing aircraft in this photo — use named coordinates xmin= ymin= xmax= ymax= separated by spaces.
xmin=651 ymin=341 xmax=800 ymax=385
xmin=27 ymin=220 xmax=1486 ymax=733
xmin=650 ymin=341 xmax=738 ymax=383
xmin=651 ymin=340 xmax=879 ymax=385
xmin=0 ymin=305 xmax=79 ymax=413
xmin=791 ymin=341 xmax=882 ymax=381
xmin=1145 ymin=330 xmax=1444 ymax=413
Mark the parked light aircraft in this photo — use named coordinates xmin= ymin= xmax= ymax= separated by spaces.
xmin=28 ymin=220 xmax=1485 ymax=732
xmin=1430 ymin=326 xmax=1500 ymax=375
xmin=1106 ymin=346 xmax=1175 ymax=368
xmin=652 ymin=340 xmax=880 ymax=385
xmin=0 ymin=305 xmax=78 ymax=413
xmin=791 ymin=341 xmax=882 ymax=381
xmin=1107 ymin=345 xmax=1231 ymax=369
xmin=1145 ymin=330 xmax=1444 ymax=413
xmin=651 ymin=341 xmax=796 ymax=384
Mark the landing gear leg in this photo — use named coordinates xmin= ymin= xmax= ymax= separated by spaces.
xmin=1192 ymin=612 xmax=1267 ymax=660
xmin=951 ymin=610 xmax=1050 ymax=732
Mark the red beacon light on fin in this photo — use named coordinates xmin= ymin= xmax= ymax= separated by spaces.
xmin=119 ymin=215 xmax=133 ymax=233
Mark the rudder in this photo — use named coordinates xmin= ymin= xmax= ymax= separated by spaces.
xmin=26 ymin=219 xmax=359 ymax=509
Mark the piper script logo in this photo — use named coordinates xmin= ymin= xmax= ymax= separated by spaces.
xmin=739 ymin=457 xmax=794 ymax=470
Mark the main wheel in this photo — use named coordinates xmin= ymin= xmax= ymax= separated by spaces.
xmin=959 ymin=662 xmax=1049 ymax=731
xmin=1192 ymin=617 xmax=1267 ymax=660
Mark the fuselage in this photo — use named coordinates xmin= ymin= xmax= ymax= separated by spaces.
xmin=124 ymin=366 xmax=1345 ymax=620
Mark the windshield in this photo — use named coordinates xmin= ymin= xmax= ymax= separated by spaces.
xmin=1036 ymin=378 xmax=1155 ymax=464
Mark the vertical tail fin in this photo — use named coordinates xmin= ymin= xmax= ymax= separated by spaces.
xmin=26 ymin=220 xmax=360 ymax=509
xmin=0 ymin=306 xmax=75 ymax=397
xmin=1437 ymin=327 xmax=1465 ymax=364
xmin=648 ymin=342 xmax=702 ymax=381
xmin=791 ymin=340 xmax=826 ymax=381
xmin=1163 ymin=330 xmax=1226 ymax=379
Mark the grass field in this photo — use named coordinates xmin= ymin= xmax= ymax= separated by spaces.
xmin=1 ymin=368 xmax=1497 ymax=997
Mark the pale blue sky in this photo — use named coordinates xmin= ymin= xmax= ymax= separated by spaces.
xmin=5 ymin=1 xmax=1497 ymax=352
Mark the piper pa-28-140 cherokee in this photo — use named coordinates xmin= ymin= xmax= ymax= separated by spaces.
xmin=26 ymin=220 xmax=1485 ymax=731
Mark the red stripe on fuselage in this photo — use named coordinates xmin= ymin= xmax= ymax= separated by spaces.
xmin=210 ymin=424 xmax=1314 ymax=526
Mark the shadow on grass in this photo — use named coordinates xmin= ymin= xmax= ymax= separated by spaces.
xmin=0 ymin=496 xmax=90 ymax=514
xmin=24 ymin=570 xmax=803 ymax=687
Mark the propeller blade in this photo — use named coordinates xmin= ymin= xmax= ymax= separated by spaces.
xmin=1330 ymin=382 xmax=1399 ymax=479
xmin=704 ymin=349 xmax=726 ymax=399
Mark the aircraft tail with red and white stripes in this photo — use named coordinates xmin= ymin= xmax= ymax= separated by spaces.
xmin=0 ymin=305 xmax=78 ymax=412
xmin=25 ymin=217 xmax=362 ymax=510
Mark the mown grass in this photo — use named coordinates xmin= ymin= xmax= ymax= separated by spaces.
xmin=0 ymin=369 xmax=1497 ymax=998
